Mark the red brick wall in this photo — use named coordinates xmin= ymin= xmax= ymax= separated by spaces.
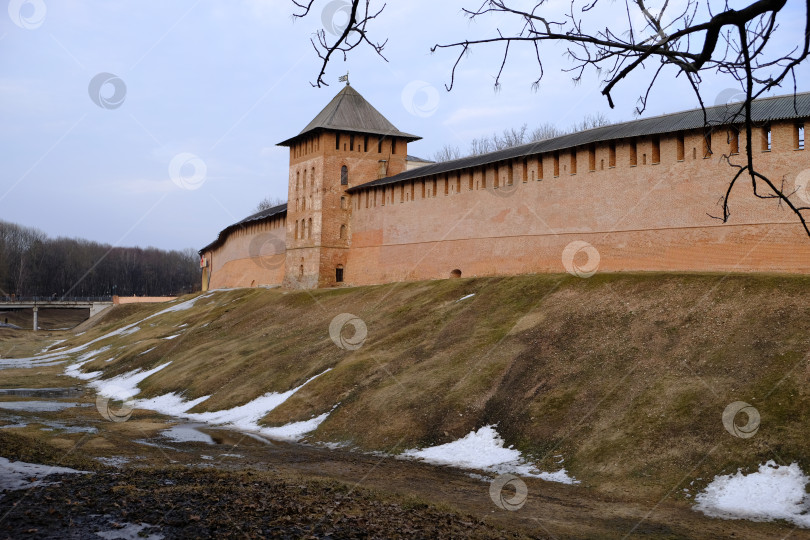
xmin=345 ymin=121 xmax=810 ymax=285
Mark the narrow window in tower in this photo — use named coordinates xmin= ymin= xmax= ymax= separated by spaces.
xmin=652 ymin=136 xmax=661 ymax=163
xmin=335 ymin=132 xmax=340 ymax=150
xmin=729 ymin=128 xmax=739 ymax=155
xmin=432 ymin=177 xmax=437 ymax=196
xmin=421 ymin=180 xmax=425 ymax=198
xmin=308 ymin=218 xmax=312 ymax=239
xmin=311 ymin=167 xmax=316 ymax=190
xmin=796 ymin=123 xmax=805 ymax=150
xmin=392 ymin=138 xmax=397 ymax=155
xmin=588 ymin=144 xmax=596 ymax=171
xmin=609 ymin=141 xmax=616 ymax=167
xmin=522 ymin=158 xmax=528 ymax=182
xmin=677 ymin=133 xmax=685 ymax=161
xmin=302 ymin=198 xmax=306 ymax=211
xmin=762 ymin=124 xmax=772 ymax=151
xmin=364 ymin=135 xmax=369 ymax=152
xmin=703 ymin=129 xmax=713 ymax=158
xmin=570 ymin=149 xmax=577 ymax=174
xmin=378 ymin=137 xmax=383 ymax=153
xmin=444 ymin=174 xmax=449 ymax=195
xmin=341 ymin=165 xmax=348 ymax=185
xmin=629 ymin=140 xmax=638 ymax=166
xmin=296 ymin=171 xmax=300 ymax=191
xmin=340 ymin=196 xmax=346 ymax=209
xmin=294 ymin=220 xmax=298 ymax=240
xmin=303 ymin=169 xmax=307 ymax=190
xmin=507 ymin=162 xmax=513 ymax=185
xmin=538 ymin=156 xmax=544 ymax=180
xmin=336 ymin=266 xmax=344 ymax=283
xmin=553 ymin=152 xmax=560 ymax=176
xmin=350 ymin=134 xmax=354 ymax=151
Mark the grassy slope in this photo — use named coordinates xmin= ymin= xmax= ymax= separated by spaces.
xmin=59 ymin=273 xmax=810 ymax=501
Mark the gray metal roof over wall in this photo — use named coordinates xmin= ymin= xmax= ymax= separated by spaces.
xmin=278 ymin=84 xmax=420 ymax=146
xmin=199 ymin=203 xmax=287 ymax=254
xmin=348 ymin=92 xmax=810 ymax=193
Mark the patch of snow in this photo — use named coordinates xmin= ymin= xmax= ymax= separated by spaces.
xmin=90 ymin=363 xmax=171 ymax=400
xmin=131 ymin=370 xmax=333 ymax=442
xmin=138 ymin=347 xmax=157 ymax=356
xmin=162 ymin=334 xmax=181 ymax=340
xmin=0 ymin=457 xmax=89 ymax=491
xmin=259 ymin=411 xmax=331 ymax=441
xmin=694 ymin=461 xmax=810 ymax=528
xmin=402 ymin=425 xmax=579 ymax=484
xmin=456 ymin=293 xmax=476 ymax=303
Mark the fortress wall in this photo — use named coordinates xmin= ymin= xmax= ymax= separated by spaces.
xmin=346 ymin=122 xmax=810 ymax=285
xmin=205 ymin=215 xmax=286 ymax=289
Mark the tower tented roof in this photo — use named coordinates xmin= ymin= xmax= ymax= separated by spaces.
xmin=277 ymin=84 xmax=420 ymax=146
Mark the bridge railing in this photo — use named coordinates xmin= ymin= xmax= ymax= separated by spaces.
xmin=0 ymin=296 xmax=113 ymax=303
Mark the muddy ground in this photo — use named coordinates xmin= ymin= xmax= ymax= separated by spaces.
xmin=1 ymin=329 xmax=807 ymax=539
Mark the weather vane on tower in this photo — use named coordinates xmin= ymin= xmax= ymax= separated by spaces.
xmin=338 ymin=71 xmax=349 ymax=86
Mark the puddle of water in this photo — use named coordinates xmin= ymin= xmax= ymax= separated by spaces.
xmin=0 ymin=457 xmax=89 ymax=491
xmin=95 ymin=521 xmax=164 ymax=540
xmin=0 ymin=387 xmax=83 ymax=398
xmin=160 ymin=424 xmax=215 ymax=445
xmin=0 ymin=401 xmax=88 ymax=412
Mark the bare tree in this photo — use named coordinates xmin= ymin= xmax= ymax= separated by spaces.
xmin=292 ymin=0 xmax=810 ymax=235
xmin=433 ymin=144 xmax=463 ymax=162
xmin=254 ymin=196 xmax=287 ymax=213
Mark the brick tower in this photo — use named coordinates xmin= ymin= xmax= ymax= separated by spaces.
xmin=277 ymin=83 xmax=421 ymax=288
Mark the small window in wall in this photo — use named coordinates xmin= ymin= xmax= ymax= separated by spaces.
xmin=341 ymin=165 xmax=348 ymax=185
xmin=450 ymin=269 xmax=462 ymax=279
xmin=296 ymin=171 xmax=300 ymax=190
xmin=762 ymin=124 xmax=772 ymax=151
xmin=588 ymin=144 xmax=596 ymax=171
xmin=600 ymin=159 xmax=604 ymax=170
xmin=300 ymin=264 xmax=304 ymax=277
xmin=340 ymin=196 xmax=346 ymax=209
xmin=797 ymin=123 xmax=806 ymax=150
xmin=350 ymin=134 xmax=355 ymax=151
xmin=538 ymin=157 xmax=544 ymax=180
xmin=378 ymin=137 xmax=383 ymax=153
xmin=294 ymin=220 xmax=298 ymax=239
xmin=444 ymin=174 xmax=449 ymax=195
xmin=703 ymin=129 xmax=713 ymax=158
xmin=494 ymin=164 xmax=500 ymax=188
xmin=729 ymin=127 xmax=740 ymax=155
xmin=652 ymin=136 xmax=661 ymax=163
xmin=507 ymin=161 xmax=514 ymax=185
xmin=432 ymin=178 xmax=437 ymax=196
xmin=339 ymin=224 xmax=346 ymax=239
xmin=302 ymin=198 xmax=306 ymax=211
xmin=364 ymin=135 xmax=369 ymax=152
xmin=570 ymin=149 xmax=577 ymax=174
xmin=391 ymin=138 xmax=397 ymax=154
xmin=642 ymin=153 xmax=647 ymax=165
xmin=456 ymin=171 xmax=462 ymax=192
xmin=522 ymin=158 xmax=528 ymax=182
xmin=336 ymin=265 xmax=344 ymax=283
xmin=480 ymin=167 xmax=486 ymax=189
xmin=629 ymin=140 xmax=638 ymax=166
xmin=303 ymin=170 xmax=307 ymax=190
xmin=553 ymin=152 xmax=560 ymax=177
xmin=609 ymin=141 xmax=616 ymax=167
xmin=308 ymin=218 xmax=312 ymax=239
xmin=335 ymin=133 xmax=340 ymax=150
xmin=677 ymin=133 xmax=685 ymax=161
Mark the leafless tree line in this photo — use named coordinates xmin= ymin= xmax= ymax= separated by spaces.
xmin=0 ymin=220 xmax=199 ymax=299
xmin=433 ymin=113 xmax=610 ymax=162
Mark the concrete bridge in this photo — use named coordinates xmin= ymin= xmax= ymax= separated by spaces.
xmin=0 ymin=297 xmax=113 ymax=330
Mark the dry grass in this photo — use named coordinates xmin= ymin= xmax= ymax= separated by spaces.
xmin=38 ymin=273 xmax=810 ymax=501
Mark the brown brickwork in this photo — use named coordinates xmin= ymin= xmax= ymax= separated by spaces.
xmin=201 ymin=88 xmax=810 ymax=291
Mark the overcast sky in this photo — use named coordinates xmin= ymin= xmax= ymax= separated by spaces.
xmin=2 ymin=1 xmax=808 ymax=252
